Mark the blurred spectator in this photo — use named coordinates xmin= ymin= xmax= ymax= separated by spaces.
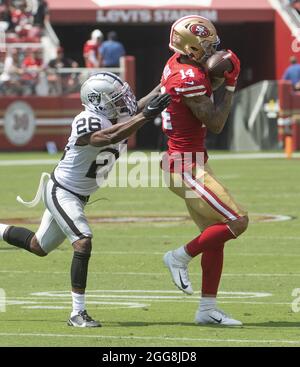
xmin=0 ymin=1 xmax=12 ymax=32
xmin=282 ymin=55 xmax=300 ymax=90
xmin=289 ymin=0 xmax=300 ymax=11
xmin=83 ymin=29 xmax=103 ymax=68
xmin=99 ymin=31 xmax=125 ymax=67
xmin=47 ymin=46 xmax=78 ymax=95
xmin=30 ymin=0 xmax=49 ymax=27
xmin=0 ymin=48 xmax=6 ymax=92
xmin=10 ymin=0 xmax=34 ymax=40
xmin=0 ymin=48 xmax=23 ymax=95
xmin=21 ymin=47 xmax=42 ymax=94
xmin=0 ymin=48 xmax=5 ymax=69
xmin=25 ymin=0 xmax=48 ymax=38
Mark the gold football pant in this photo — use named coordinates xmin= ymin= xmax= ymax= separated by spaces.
xmin=164 ymin=163 xmax=247 ymax=231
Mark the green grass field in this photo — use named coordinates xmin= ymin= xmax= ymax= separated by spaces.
xmin=0 ymin=151 xmax=300 ymax=347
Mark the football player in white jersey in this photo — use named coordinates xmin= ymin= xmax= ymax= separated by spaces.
xmin=0 ymin=72 xmax=171 ymax=327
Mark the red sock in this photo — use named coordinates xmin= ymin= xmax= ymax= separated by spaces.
xmin=201 ymin=245 xmax=224 ymax=296
xmin=185 ymin=223 xmax=235 ymax=257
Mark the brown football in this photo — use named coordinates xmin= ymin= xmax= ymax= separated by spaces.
xmin=206 ymin=50 xmax=233 ymax=79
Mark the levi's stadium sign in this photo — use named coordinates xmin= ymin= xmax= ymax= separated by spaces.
xmin=96 ymin=9 xmax=218 ymax=23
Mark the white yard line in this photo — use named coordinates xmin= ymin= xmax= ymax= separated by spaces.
xmin=0 ymin=332 xmax=299 ymax=345
xmin=3 ymin=297 xmax=291 ymax=306
xmin=0 ymin=159 xmax=58 ymax=166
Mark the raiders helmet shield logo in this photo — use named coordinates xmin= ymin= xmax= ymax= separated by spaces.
xmin=88 ymin=92 xmax=101 ymax=106
xmin=189 ymin=24 xmax=210 ymax=38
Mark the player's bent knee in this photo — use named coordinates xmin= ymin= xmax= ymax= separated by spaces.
xmin=30 ymin=236 xmax=48 ymax=257
xmin=239 ymin=215 xmax=249 ymax=233
xmin=228 ymin=215 xmax=249 ymax=237
xmin=72 ymin=237 xmax=92 ymax=254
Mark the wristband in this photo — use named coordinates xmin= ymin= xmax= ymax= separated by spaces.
xmin=225 ymin=85 xmax=236 ymax=92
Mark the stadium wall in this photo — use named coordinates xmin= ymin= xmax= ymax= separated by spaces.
xmin=274 ymin=11 xmax=298 ymax=79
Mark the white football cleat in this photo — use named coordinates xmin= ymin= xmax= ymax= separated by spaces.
xmin=195 ymin=308 xmax=242 ymax=326
xmin=67 ymin=310 xmax=101 ymax=328
xmin=163 ymin=250 xmax=193 ymax=295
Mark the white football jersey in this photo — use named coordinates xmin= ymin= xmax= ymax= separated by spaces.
xmin=53 ymin=109 xmax=126 ymax=196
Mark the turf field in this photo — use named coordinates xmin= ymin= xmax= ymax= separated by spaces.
xmin=0 ymin=151 xmax=300 ymax=347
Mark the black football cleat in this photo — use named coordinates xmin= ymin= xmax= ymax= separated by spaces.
xmin=67 ymin=310 xmax=101 ymax=328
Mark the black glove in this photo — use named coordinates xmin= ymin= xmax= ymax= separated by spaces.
xmin=142 ymin=93 xmax=171 ymax=119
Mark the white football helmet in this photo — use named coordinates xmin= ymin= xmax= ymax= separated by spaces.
xmin=80 ymin=72 xmax=137 ymax=120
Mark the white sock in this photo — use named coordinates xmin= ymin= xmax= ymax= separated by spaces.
xmin=173 ymin=246 xmax=192 ymax=264
xmin=200 ymin=297 xmax=217 ymax=311
xmin=0 ymin=224 xmax=9 ymax=241
xmin=71 ymin=292 xmax=85 ymax=317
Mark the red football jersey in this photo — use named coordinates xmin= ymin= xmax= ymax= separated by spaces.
xmin=83 ymin=40 xmax=99 ymax=68
xmin=160 ymin=53 xmax=212 ymax=159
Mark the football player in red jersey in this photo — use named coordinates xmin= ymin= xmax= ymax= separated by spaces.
xmin=161 ymin=15 xmax=248 ymax=326
xmin=83 ymin=29 xmax=103 ymax=68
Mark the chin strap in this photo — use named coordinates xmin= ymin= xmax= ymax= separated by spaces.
xmin=17 ymin=172 xmax=50 ymax=208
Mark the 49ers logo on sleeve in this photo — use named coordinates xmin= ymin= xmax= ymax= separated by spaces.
xmin=189 ymin=24 xmax=210 ymax=38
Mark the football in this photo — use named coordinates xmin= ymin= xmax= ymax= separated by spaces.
xmin=206 ymin=50 xmax=233 ymax=79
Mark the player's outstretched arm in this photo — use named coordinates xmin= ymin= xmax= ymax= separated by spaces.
xmin=88 ymin=93 xmax=171 ymax=147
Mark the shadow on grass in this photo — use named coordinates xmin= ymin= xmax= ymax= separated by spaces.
xmin=108 ymin=321 xmax=233 ymax=327
xmin=243 ymin=321 xmax=300 ymax=328
xmin=0 ymin=319 xmax=66 ymax=324
xmin=107 ymin=320 xmax=300 ymax=328
xmin=2 ymin=319 xmax=300 ymax=329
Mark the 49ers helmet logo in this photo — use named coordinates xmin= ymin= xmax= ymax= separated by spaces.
xmin=189 ymin=24 xmax=210 ymax=38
